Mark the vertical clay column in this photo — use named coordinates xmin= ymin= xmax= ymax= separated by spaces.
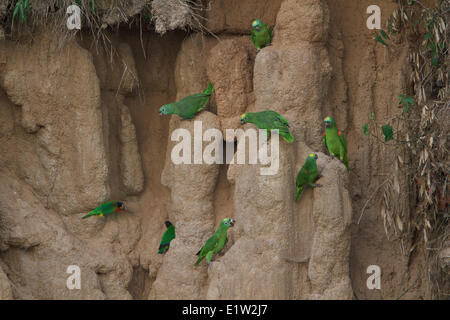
xmin=254 ymin=0 xmax=331 ymax=150
xmin=0 ymin=32 xmax=109 ymax=215
xmin=207 ymin=140 xmax=296 ymax=299
xmin=308 ymin=160 xmax=353 ymax=299
xmin=149 ymin=112 xmax=220 ymax=299
xmin=149 ymin=35 xmax=220 ymax=299
xmin=207 ymin=0 xmax=353 ymax=299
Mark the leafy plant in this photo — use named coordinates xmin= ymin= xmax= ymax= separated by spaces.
xmin=374 ymin=30 xmax=389 ymax=46
xmin=361 ymin=113 xmax=396 ymax=144
xmin=75 ymin=0 xmax=96 ymax=13
xmin=12 ymin=0 xmax=31 ymax=24
xmin=365 ymin=0 xmax=449 ymax=299
xmin=398 ymin=94 xmax=415 ymax=114
xmin=381 ymin=125 xmax=394 ymax=142
xmin=362 ymin=124 xmax=370 ymax=136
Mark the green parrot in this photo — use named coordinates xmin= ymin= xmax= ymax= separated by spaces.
xmin=81 ymin=200 xmax=126 ymax=219
xmin=240 ymin=110 xmax=294 ymax=143
xmin=295 ymin=153 xmax=322 ymax=200
xmin=251 ymin=19 xmax=273 ymax=50
xmin=158 ymin=221 xmax=176 ymax=254
xmin=323 ymin=116 xmax=349 ymax=170
xmin=194 ymin=218 xmax=235 ymax=266
xmin=158 ymin=83 xmax=214 ymax=119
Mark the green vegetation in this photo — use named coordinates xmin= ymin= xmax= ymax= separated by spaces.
xmin=367 ymin=0 xmax=449 ymax=299
xmin=12 ymin=0 xmax=31 ymax=24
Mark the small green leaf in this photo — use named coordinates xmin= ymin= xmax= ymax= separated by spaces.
xmin=369 ymin=113 xmax=375 ymax=120
xmin=375 ymin=32 xmax=388 ymax=46
xmin=91 ymin=0 xmax=95 ymax=13
xmin=381 ymin=125 xmax=394 ymax=142
xmin=363 ymin=124 xmax=370 ymax=136
xmin=13 ymin=4 xmax=20 ymax=20
xmin=19 ymin=4 xmax=25 ymax=23
xmin=432 ymin=53 xmax=439 ymax=66
xmin=24 ymin=0 xmax=30 ymax=13
xmin=380 ymin=30 xmax=390 ymax=40
xmin=398 ymin=95 xmax=415 ymax=114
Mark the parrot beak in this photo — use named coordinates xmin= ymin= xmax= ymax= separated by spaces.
xmin=229 ymin=219 xmax=235 ymax=227
xmin=324 ymin=122 xmax=330 ymax=128
xmin=315 ymin=154 xmax=318 ymax=160
xmin=255 ymin=26 xmax=261 ymax=31
xmin=240 ymin=119 xmax=245 ymax=125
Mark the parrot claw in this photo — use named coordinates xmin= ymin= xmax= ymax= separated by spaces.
xmin=256 ymin=49 xmax=261 ymax=53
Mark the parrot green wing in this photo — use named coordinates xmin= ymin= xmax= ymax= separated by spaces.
xmin=295 ymin=164 xmax=311 ymax=200
xmin=175 ymin=83 xmax=214 ymax=119
xmin=214 ymin=233 xmax=228 ymax=254
xmin=268 ymin=25 xmax=273 ymax=39
xmin=338 ymin=131 xmax=349 ymax=170
xmin=82 ymin=200 xmax=116 ymax=219
xmin=296 ymin=166 xmax=308 ymax=187
xmin=266 ymin=111 xmax=293 ymax=143
xmin=158 ymin=225 xmax=175 ymax=254
xmin=251 ymin=29 xmax=256 ymax=46
xmin=195 ymin=234 xmax=219 ymax=266
xmin=175 ymin=94 xmax=208 ymax=119
xmin=295 ymin=157 xmax=319 ymax=200
xmin=276 ymin=113 xmax=289 ymax=127
xmin=325 ymin=128 xmax=349 ymax=170
xmin=249 ymin=110 xmax=294 ymax=143
xmin=339 ymin=131 xmax=347 ymax=152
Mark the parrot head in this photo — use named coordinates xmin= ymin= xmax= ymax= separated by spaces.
xmin=222 ymin=218 xmax=235 ymax=228
xmin=252 ymin=19 xmax=263 ymax=31
xmin=324 ymin=116 xmax=336 ymax=129
xmin=240 ymin=113 xmax=248 ymax=124
xmin=165 ymin=221 xmax=173 ymax=228
xmin=117 ymin=201 xmax=126 ymax=211
xmin=308 ymin=153 xmax=318 ymax=162
xmin=159 ymin=104 xmax=175 ymax=116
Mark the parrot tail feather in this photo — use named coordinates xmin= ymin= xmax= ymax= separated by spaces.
xmin=204 ymin=82 xmax=214 ymax=96
xmin=194 ymin=257 xmax=202 ymax=266
xmin=279 ymin=130 xmax=294 ymax=143
xmin=295 ymin=187 xmax=303 ymax=201
xmin=158 ymin=244 xmax=169 ymax=254
xmin=82 ymin=211 xmax=96 ymax=219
